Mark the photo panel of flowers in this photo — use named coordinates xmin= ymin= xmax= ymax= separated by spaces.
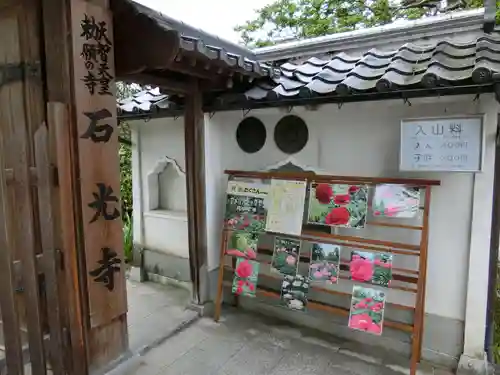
xmin=271 ymin=237 xmax=300 ymax=276
xmin=348 ymin=285 xmax=386 ymax=335
xmin=372 ymin=184 xmax=420 ymax=218
xmin=224 ymin=179 xmax=270 ymax=232
xmin=308 ymin=243 xmax=341 ymax=285
xmin=350 ymin=251 xmax=393 ymax=287
xmin=281 ymin=274 xmax=310 ymax=311
xmin=225 ymin=230 xmax=258 ymax=260
xmin=307 ymin=183 xmax=368 ymax=228
xmin=232 ymin=258 xmax=260 ymax=297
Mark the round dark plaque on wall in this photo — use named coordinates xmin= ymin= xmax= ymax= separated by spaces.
xmin=236 ymin=117 xmax=267 ymax=154
xmin=274 ymin=115 xmax=309 ymax=154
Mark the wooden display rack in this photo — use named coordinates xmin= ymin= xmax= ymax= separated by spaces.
xmin=213 ymin=169 xmax=440 ymax=375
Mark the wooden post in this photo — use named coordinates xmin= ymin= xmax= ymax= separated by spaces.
xmin=410 ymin=187 xmax=432 ymax=375
xmin=67 ymin=0 xmax=128 ymax=369
xmin=184 ymin=79 xmax=208 ymax=305
xmin=214 ymin=229 xmax=228 ymax=322
xmin=34 ymin=125 xmax=66 ymax=375
xmin=42 ymin=0 xmax=89 ymax=371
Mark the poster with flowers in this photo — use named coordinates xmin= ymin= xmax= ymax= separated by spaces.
xmin=225 ymin=231 xmax=258 ymax=260
xmin=308 ymin=243 xmax=341 ymax=284
xmin=348 ymin=285 xmax=386 ymax=335
xmin=271 ymin=237 xmax=301 ymax=276
xmin=307 ymin=183 xmax=368 ymax=229
xmin=224 ymin=179 xmax=269 ymax=233
xmin=281 ymin=274 xmax=310 ymax=311
xmin=372 ymin=184 xmax=420 ymax=218
xmin=350 ymin=251 xmax=393 ymax=287
xmin=232 ymin=258 xmax=260 ymax=297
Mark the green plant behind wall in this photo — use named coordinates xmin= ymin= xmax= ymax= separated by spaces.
xmin=123 ymin=212 xmax=133 ymax=263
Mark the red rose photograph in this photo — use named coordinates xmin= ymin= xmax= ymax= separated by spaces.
xmin=307 ymin=183 xmax=368 ymax=229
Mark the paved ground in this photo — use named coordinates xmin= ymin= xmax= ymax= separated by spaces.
xmin=127 ymin=280 xmax=198 ymax=353
xmin=126 ymin=308 xmax=452 ymax=375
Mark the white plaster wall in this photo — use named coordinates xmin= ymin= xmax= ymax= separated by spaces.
xmin=204 ymin=94 xmax=497 ymax=325
xmin=130 ymin=117 xmax=189 ymax=259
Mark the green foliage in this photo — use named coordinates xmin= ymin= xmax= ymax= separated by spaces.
xmin=115 ymin=82 xmax=145 ymax=258
xmin=115 ymin=82 xmax=143 ymax=216
xmin=312 ymin=243 xmax=340 ymax=262
xmin=272 ymin=251 xmax=298 ymax=275
xmin=123 ymin=211 xmax=133 ymax=262
xmin=233 ymin=231 xmax=258 ymax=250
xmin=308 ymin=191 xmax=331 ymax=223
xmin=347 ymin=197 xmax=367 ymax=227
xmin=325 ymin=252 xmax=339 ymax=262
xmin=247 ymin=218 xmax=265 ymax=233
xmin=119 ymin=122 xmax=133 ymax=216
xmin=235 ymin=0 xmax=483 ymax=47
xmin=116 ymin=81 xmax=142 ymax=99
xmin=311 ymin=243 xmax=325 ymax=260
xmin=352 ymin=285 xmax=385 ymax=301
xmin=372 ymin=266 xmax=391 ymax=286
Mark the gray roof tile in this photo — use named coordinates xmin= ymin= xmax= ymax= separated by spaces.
xmin=117 ymin=87 xmax=173 ymax=113
xmin=242 ymin=35 xmax=500 ymax=101
xmin=116 ymin=0 xmax=280 ymax=79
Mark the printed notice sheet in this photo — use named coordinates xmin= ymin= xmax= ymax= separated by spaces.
xmin=265 ymin=179 xmax=307 ymax=235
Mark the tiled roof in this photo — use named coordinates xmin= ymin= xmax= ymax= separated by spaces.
xmin=117 ymin=35 xmax=500 ymax=115
xmin=117 ymin=87 xmax=172 ymax=114
xmin=115 ymin=0 xmax=280 ymax=79
xmin=242 ymin=35 xmax=500 ymax=101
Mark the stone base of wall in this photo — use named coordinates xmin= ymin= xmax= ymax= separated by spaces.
xmin=136 ymin=247 xmax=191 ymax=283
xmin=457 ymin=353 xmax=493 ymax=375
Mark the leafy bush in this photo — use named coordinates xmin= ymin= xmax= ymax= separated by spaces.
xmin=123 ymin=211 xmax=133 ymax=263
xmin=119 ymin=122 xmax=132 ymax=216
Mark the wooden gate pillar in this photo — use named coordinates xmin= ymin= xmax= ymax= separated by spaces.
xmin=42 ymin=0 xmax=128 ymax=372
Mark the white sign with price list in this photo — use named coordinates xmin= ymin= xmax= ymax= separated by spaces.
xmin=400 ymin=116 xmax=483 ymax=172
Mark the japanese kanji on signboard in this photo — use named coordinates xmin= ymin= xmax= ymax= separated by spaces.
xmin=71 ymin=0 xmax=126 ymax=328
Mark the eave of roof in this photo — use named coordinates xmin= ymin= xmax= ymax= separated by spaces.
xmin=111 ymin=0 xmax=279 ymax=81
xmin=126 ymin=1 xmax=255 ymax=59
xmin=118 ymin=32 xmax=500 ymax=117
xmin=117 ymin=83 xmax=496 ymax=122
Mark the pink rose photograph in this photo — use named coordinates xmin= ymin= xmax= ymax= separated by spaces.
xmin=308 ymin=243 xmax=341 ymax=285
xmin=350 ymin=251 xmax=393 ymax=288
xmin=348 ymin=285 xmax=386 ymax=336
xmin=271 ymin=237 xmax=300 ymax=276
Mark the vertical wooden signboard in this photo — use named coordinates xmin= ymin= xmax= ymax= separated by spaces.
xmin=70 ymin=0 xmax=127 ymax=329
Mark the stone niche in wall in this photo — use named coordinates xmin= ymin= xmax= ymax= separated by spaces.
xmin=144 ymin=156 xmax=189 ymax=259
xmin=147 ymin=156 xmax=187 ymax=214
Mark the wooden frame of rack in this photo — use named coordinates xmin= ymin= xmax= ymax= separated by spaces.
xmin=213 ymin=169 xmax=440 ymax=375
